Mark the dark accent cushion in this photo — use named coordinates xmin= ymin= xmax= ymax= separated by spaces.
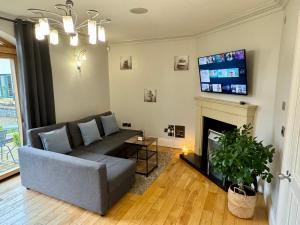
xmin=27 ymin=123 xmax=71 ymax=149
xmin=72 ymin=129 xmax=142 ymax=156
xmin=68 ymin=112 xmax=112 ymax=148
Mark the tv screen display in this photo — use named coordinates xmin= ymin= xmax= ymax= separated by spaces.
xmin=198 ymin=49 xmax=248 ymax=95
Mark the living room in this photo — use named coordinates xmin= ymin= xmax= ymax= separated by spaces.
xmin=0 ymin=0 xmax=300 ymax=224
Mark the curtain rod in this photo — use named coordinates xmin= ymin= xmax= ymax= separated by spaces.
xmin=0 ymin=16 xmax=16 ymax=23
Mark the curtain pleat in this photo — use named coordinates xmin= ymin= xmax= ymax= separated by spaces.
xmin=14 ymin=19 xmax=56 ymax=144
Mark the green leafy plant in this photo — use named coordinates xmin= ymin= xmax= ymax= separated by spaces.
xmin=12 ymin=132 xmax=21 ymax=147
xmin=210 ymin=124 xmax=275 ymax=191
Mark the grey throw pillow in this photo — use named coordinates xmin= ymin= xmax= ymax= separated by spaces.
xmin=38 ymin=126 xmax=72 ymax=154
xmin=78 ymin=119 xmax=102 ymax=146
xmin=101 ymin=113 xmax=120 ymax=136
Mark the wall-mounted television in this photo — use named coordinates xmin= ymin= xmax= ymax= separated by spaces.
xmin=198 ymin=49 xmax=248 ymax=95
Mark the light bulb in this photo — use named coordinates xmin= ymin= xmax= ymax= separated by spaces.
xmin=39 ymin=18 xmax=50 ymax=35
xmin=88 ymin=20 xmax=97 ymax=36
xmin=98 ymin=26 xmax=105 ymax=42
xmin=89 ymin=33 xmax=97 ymax=45
xmin=35 ymin=23 xmax=45 ymax=40
xmin=49 ymin=30 xmax=59 ymax=45
xmin=63 ymin=16 xmax=75 ymax=33
xmin=70 ymin=33 xmax=79 ymax=46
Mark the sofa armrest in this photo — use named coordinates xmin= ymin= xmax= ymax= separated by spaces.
xmin=18 ymin=146 xmax=109 ymax=215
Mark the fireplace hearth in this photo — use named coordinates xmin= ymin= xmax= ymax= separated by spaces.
xmin=181 ymin=117 xmax=236 ymax=191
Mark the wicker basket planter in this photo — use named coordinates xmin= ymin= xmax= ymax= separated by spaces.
xmin=228 ymin=184 xmax=257 ymax=219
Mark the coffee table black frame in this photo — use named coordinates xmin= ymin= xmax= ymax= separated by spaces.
xmin=125 ymin=136 xmax=158 ymax=177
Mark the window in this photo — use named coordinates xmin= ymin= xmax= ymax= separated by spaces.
xmin=0 ymin=37 xmax=22 ymax=180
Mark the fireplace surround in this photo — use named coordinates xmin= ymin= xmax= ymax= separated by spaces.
xmin=180 ymin=97 xmax=257 ymax=190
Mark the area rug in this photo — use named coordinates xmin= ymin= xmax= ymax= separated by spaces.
xmin=129 ymin=150 xmax=175 ymax=195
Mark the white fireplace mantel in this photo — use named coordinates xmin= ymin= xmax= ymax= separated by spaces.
xmin=194 ymin=96 xmax=257 ymax=155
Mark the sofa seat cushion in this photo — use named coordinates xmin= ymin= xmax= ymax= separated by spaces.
xmin=73 ymin=129 xmax=142 ymax=156
xmin=69 ymin=149 xmax=136 ymax=194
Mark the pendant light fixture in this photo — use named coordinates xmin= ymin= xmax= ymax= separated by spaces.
xmin=98 ymin=25 xmax=105 ymax=42
xmin=27 ymin=0 xmax=111 ymax=46
xmin=50 ymin=30 xmax=59 ymax=45
xmin=35 ymin=23 xmax=45 ymax=40
xmin=70 ymin=33 xmax=79 ymax=46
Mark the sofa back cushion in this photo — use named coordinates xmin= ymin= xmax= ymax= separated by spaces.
xmin=101 ymin=113 xmax=120 ymax=136
xmin=78 ymin=119 xmax=102 ymax=146
xmin=38 ymin=126 xmax=72 ymax=154
xmin=27 ymin=123 xmax=70 ymax=149
xmin=68 ymin=111 xmax=112 ymax=147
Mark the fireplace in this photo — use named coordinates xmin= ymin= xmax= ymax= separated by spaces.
xmin=180 ymin=97 xmax=257 ymax=191
xmin=201 ymin=117 xmax=236 ymax=173
xmin=207 ymin=129 xmax=225 ymax=185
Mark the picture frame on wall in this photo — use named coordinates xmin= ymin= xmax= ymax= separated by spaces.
xmin=174 ymin=56 xmax=189 ymax=71
xmin=120 ymin=56 xmax=132 ymax=70
xmin=144 ymin=89 xmax=157 ymax=103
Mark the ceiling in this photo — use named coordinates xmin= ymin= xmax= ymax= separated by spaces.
xmin=0 ymin=0 xmax=285 ymax=43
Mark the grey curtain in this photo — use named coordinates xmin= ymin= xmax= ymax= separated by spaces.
xmin=14 ymin=19 xmax=56 ymax=144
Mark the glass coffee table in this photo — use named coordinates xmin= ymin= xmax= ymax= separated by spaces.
xmin=125 ymin=136 xmax=158 ymax=177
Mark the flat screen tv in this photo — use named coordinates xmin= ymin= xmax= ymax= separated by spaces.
xmin=198 ymin=49 xmax=248 ymax=95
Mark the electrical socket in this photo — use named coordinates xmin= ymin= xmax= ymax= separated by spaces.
xmin=122 ymin=122 xmax=131 ymax=127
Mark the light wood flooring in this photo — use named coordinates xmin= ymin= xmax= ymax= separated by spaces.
xmin=0 ymin=147 xmax=268 ymax=225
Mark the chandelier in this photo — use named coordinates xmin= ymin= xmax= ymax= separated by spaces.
xmin=28 ymin=0 xmax=111 ymax=46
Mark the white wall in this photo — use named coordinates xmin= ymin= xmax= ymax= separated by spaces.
xmin=0 ymin=17 xmax=15 ymax=44
xmin=50 ymin=37 xmax=110 ymax=122
xmin=265 ymin=0 xmax=300 ymax=224
xmin=196 ymin=12 xmax=284 ymax=145
xmin=109 ymin=38 xmax=197 ymax=149
xmin=108 ymin=12 xmax=284 ymax=150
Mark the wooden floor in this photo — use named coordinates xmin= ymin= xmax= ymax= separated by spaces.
xmin=0 ymin=147 xmax=268 ymax=225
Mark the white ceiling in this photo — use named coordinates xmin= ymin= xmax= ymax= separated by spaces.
xmin=0 ymin=0 xmax=284 ymax=43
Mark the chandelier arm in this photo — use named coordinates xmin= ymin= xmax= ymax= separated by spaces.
xmin=47 ymin=18 xmax=64 ymax=27
xmin=76 ymin=22 xmax=89 ymax=30
xmin=73 ymin=12 xmax=78 ymax=28
xmin=76 ymin=10 xmax=100 ymax=29
xmin=28 ymin=8 xmax=65 ymax=18
xmin=54 ymin=4 xmax=68 ymax=16
xmin=87 ymin=10 xmax=100 ymax=19
xmin=76 ymin=18 xmax=91 ymax=29
xmin=97 ymin=19 xmax=112 ymax=26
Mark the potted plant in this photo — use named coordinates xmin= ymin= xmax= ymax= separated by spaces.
xmin=210 ymin=124 xmax=275 ymax=219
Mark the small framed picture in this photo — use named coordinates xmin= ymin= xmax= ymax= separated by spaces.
xmin=174 ymin=56 xmax=189 ymax=71
xmin=120 ymin=56 xmax=132 ymax=70
xmin=144 ymin=89 xmax=157 ymax=103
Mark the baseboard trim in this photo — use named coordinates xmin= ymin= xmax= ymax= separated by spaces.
xmin=156 ymin=137 xmax=184 ymax=149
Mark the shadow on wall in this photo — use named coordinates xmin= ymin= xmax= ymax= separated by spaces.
xmin=246 ymin=50 xmax=254 ymax=96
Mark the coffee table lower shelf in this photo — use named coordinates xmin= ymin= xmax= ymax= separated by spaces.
xmin=135 ymin=160 xmax=158 ymax=176
xmin=129 ymin=149 xmax=158 ymax=177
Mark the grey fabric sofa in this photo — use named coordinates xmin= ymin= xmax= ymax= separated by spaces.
xmin=18 ymin=112 xmax=141 ymax=215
